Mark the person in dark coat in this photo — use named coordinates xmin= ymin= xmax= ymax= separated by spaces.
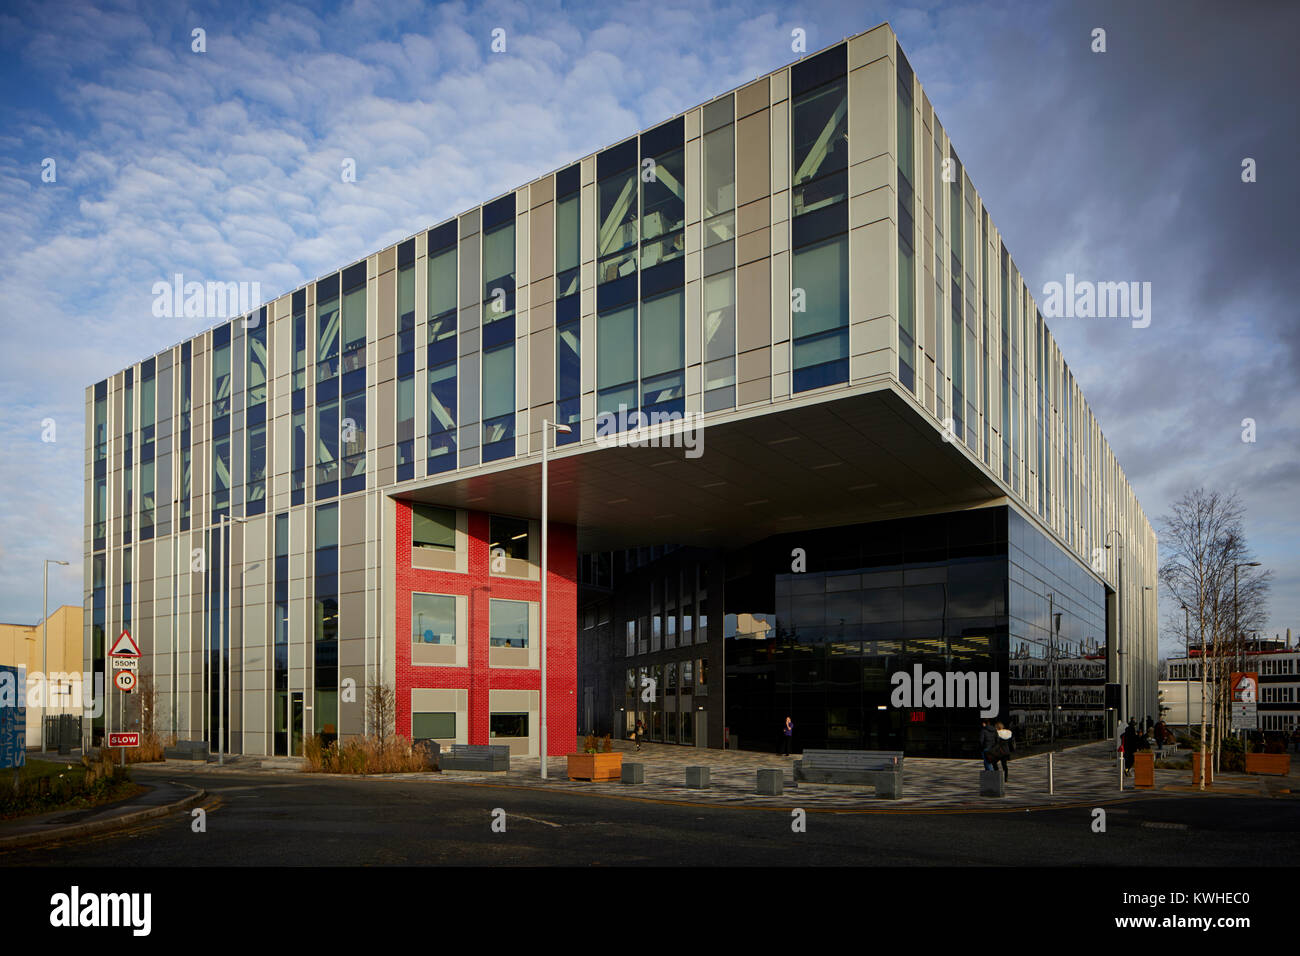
xmin=979 ymin=719 xmax=997 ymax=772
xmin=1122 ymin=718 xmax=1140 ymax=774
xmin=781 ymin=716 xmax=794 ymax=756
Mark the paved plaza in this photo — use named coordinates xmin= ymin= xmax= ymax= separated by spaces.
xmin=126 ymin=738 xmax=1294 ymax=811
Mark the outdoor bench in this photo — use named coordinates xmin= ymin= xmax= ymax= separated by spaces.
xmin=439 ymin=744 xmax=510 ymax=772
xmin=794 ymin=749 xmax=904 ymax=799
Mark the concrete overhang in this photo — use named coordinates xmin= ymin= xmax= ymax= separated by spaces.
xmin=392 ymin=381 xmax=1008 ymax=552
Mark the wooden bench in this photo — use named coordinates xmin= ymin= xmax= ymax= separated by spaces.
xmin=794 ymin=749 xmax=904 ymax=799
xmin=439 ymin=744 xmax=510 ymax=772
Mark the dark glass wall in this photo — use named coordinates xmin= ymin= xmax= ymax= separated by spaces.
xmin=581 ymin=506 xmax=1111 ymax=758
xmin=724 ymin=508 xmax=1007 ymax=757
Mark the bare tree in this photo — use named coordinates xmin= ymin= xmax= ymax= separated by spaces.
xmin=1158 ymin=489 xmax=1269 ymax=789
xmin=366 ymin=681 xmax=396 ymax=753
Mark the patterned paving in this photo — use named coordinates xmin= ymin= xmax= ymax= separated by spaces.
xmin=149 ymin=739 xmax=1292 ymax=811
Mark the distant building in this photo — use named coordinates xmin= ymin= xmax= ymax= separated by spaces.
xmin=0 ymin=605 xmax=83 ymax=747
xmin=1166 ymin=636 xmax=1299 ymax=734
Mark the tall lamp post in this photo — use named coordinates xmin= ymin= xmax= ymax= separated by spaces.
xmin=1180 ymin=603 xmax=1191 ymax=731
xmin=41 ymin=559 xmax=70 ymax=752
xmin=217 ymin=513 xmax=247 ymax=766
xmin=1105 ymin=530 xmax=1125 ymax=731
xmin=1233 ymin=561 xmax=1261 ymax=743
xmin=1142 ymin=584 xmax=1152 ymax=727
xmin=539 ymin=419 xmax=572 ymax=780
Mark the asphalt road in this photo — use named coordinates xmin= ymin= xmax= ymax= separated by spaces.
xmin=4 ymin=768 xmax=1298 ymax=867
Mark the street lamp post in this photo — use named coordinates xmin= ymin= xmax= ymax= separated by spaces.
xmin=41 ymin=559 xmax=70 ymax=752
xmin=1105 ymin=530 xmax=1125 ymax=732
xmin=1233 ymin=562 xmax=1261 ymax=743
xmin=1142 ymin=585 xmax=1152 ymax=728
xmin=1181 ymin=603 xmax=1191 ymax=731
xmin=539 ymin=419 xmax=572 ymax=780
xmin=217 ymin=513 xmax=247 ymax=766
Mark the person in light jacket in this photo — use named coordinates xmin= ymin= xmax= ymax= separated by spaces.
xmin=992 ymin=721 xmax=1014 ymax=781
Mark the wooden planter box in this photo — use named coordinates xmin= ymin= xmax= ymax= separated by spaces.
xmin=567 ymin=752 xmax=623 ymax=781
xmin=1191 ymin=752 xmax=1214 ymax=786
xmin=1244 ymin=753 xmax=1291 ymax=776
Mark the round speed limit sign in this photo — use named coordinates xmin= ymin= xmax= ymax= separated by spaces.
xmin=114 ymin=670 xmax=136 ymax=692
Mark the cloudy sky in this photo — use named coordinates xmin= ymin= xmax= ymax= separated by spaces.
xmin=1 ymin=0 xmax=1295 ymax=659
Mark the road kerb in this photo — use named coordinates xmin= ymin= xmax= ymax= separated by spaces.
xmin=0 ymin=783 xmax=207 ymax=850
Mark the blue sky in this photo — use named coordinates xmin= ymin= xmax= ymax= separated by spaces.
xmin=1 ymin=0 xmax=1296 ymax=660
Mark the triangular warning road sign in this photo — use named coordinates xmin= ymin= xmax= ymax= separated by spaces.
xmin=109 ymin=629 xmax=141 ymax=657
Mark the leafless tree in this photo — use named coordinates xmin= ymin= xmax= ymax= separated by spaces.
xmin=1158 ymin=489 xmax=1269 ymax=788
xmin=366 ymin=681 xmax=396 ymax=753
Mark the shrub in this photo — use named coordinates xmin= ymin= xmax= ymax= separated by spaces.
xmin=302 ymin=733 xmax=433 ymax=774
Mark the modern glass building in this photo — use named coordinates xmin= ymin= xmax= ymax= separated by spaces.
xmin=84 ymin=22 xmax=1157 ymax=758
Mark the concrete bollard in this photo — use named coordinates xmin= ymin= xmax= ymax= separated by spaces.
xmin=756 ymin=768 xmax=783 ymax=795
xmin=686 ymin=766 xmax=711 ymax=789
xmin=621 ymin=762 xmax=645 ymax=784
xmin=980 ymin=769 xmax=1005 ymax=797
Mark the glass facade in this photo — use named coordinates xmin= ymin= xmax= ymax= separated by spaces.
xmin=583 ymin=506 xmax=1110 ymax=757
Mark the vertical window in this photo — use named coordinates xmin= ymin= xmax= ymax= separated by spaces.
xmin=1001 ymin=246 xmax=1012 ymax=485
xmin=555 ymin=166 xmax=582 ymax=444
xmin=340 ymin=263 xmax=367 ymax=494
xmin=481 ymin=342 xmax=515 ymax=461
xmin=137 ymin=359 xmax=155 ymax=539
xmin=314 ymin=503 xmax=339 ymax=740
xmin=949 ymin=152 xmax=965 ymax=441
xmin=791 ymin=235 xmax=849 ymax=392
xmin=640 ymin=120 xmax=685 ymax=270
xmin=896 ymin=47 xmax=916 ymax=393
xmin=315 ymin=274 xmax=341 ymax=499
xmin=556 ymin=297 xmax=581 ymax=443
xmin=180 ymin=341 xmax=193 ymax=528
xmin=246 ymin=307 xmax=268 ymax=514
xmin=597 ymin=138 xmax=640 ymax=428
xmin=273 ymin=512 xmax=289 ymax=756
xmin=597 ymin=303 xmax=637 ymax=421
xmin=316 ymin=276 xmax=340 ymax=382
xmin=397 ymin=239 xmax=417 ymax=480
xmin=427 ymin=224 xmax=458 ymax=473
xmin=555 ymin=164 xmax=581 ymax=298
xmin=597 ymin=139 xmax=638 ymax=286
xmin=791 ymin=44 xmax=849 ymax=393
xmin=640 ymin=288 xmax=684 ymax=417
xmin=291 ymin=289 xmax=307 ymax=505
xmin=702 ymin=101 xmax=736 ymax=245
xmin=638 ymin=119 xmax=686 ymax=419
xmin=122 ymin=370 xmax=133 ymax=544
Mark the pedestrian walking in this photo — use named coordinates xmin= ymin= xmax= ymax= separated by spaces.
xmin=991 ymin=721 xmax=1014 ymax=781
xmin=782 ymin=716 xmax=794 ymax=756
xmin=979 ymin=719 xmax=997 ymax=772
xmin=1122 ymin=718 xmax=1139 ymax=775
xmin=634 ymin=718 xmax=644 ymax=752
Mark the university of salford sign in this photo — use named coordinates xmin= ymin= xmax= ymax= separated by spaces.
xmin=889 ymin=666 xmax=1000 ymax=718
